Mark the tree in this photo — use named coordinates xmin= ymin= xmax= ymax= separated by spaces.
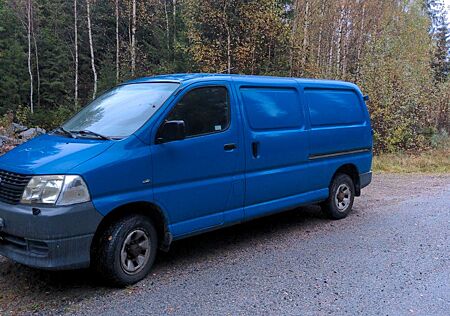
xmin=115 ymin=0 xmax=119 ymax=83
xmin=86 ymin=0 xmax=97 ymax=99
xmin=74 ymin=0 xmax=78 ymax=107
xmin=431 ymin=11 xmax=449 ymax=82
xmin=27 ymin=0 xmax=33 ymax=113
xmin=130 ymin=0 xmax=136 ymax=76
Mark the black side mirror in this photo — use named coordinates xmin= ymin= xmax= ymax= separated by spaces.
xmin=156 ymin=120 xmax=186 ymax=144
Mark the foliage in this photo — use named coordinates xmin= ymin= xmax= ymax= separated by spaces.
xmin=373 ymin=146 xmax=450 ymax=173
xmin=0 ymin=0 xmax=449 ymax=153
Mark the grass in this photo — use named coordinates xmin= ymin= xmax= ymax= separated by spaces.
xmin=373 ymin=147 xmax=450 ymax=173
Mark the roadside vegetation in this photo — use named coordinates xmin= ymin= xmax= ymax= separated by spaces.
xmin=374 ymin=148 xmax=450 ymax=173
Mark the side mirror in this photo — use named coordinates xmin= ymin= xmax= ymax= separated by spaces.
xmin=156 ymin=120 xmax=186 ymax=144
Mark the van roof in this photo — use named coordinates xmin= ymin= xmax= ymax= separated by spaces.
xmin=125 ymin=73 xmax=359 ymax=90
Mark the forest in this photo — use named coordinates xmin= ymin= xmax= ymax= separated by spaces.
xmin=0 ymin=0 xmax=449 ymax=153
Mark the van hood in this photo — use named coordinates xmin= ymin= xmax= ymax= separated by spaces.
xmin=0 ymin=134 xmax=114 ymax=175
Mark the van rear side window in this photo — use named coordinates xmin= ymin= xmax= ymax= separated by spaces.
xmin=305 ymin=89 xmax=364 ymax=127
xmin=240 ymin=87 xmax=303 ymax=130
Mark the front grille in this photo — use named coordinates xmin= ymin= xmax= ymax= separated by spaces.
xmin=0 ymin=170 xmax=32 ymax=204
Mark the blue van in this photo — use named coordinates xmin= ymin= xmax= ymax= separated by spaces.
xmin=0 ymin=74 xmax=372 ymax=286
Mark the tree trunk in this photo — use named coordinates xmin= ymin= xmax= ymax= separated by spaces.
xmin=27 ymin=0 xmax=33 ymax=114
xmin=289 ymin=0 xmax=299 ymax=77
xmin=86 ymin=0 xmax=97 ymax=100
xmin=172 ymin=0 xmax=176 ymax=44
xmin=74 ymin=0 xmax=79 ymax=107
xmin=131 ymin=0 xmax=136 ymax=76
xmin=164 ymin=0 xmax=170 ymax=53
xmin=328 ymin=32 xmax=334 ymax=75
xmin=223 ymin=1 xmax=231 ymax=73
xmin=115 ymin=0 xmax=119 ymax=83
xmin=356 ymin=2 xmax=366 ymax=80
xmin=301 ymin=0 xmax=310 ymax=75
xmin=316 ymin=0 xmax=326 ymax=69
xmin=341 ymin=7 xmax=350 ymax=79
xmin=336 ymin=1 xmax=346 ymax=77
xmin=31 ymin=3 xmax=40 ymax=108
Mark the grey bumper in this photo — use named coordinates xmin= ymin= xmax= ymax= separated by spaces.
xmin=0 ymin=201 xmax=103 ymax=270
xmin=360 ymin=171 xmax=372 ymax=189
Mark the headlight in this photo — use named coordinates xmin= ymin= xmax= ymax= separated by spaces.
xmin=21 ymin=175 xmax=91 ymax=206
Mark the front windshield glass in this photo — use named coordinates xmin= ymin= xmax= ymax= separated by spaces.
xmin=63 ymin=83 xmax=179 ymax=138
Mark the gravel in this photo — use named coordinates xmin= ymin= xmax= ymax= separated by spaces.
xmin=0 ymin=173 xmax=449 ymax=315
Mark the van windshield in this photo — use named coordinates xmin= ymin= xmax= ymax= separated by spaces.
xmin=62 ymin=83 xmax=179 ymax=139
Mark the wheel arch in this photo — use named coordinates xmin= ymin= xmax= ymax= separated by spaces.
xmin=331 ymin=164 xmax=361 ymax=196
xmin=92 ymin=201 xmax=173 ymax=254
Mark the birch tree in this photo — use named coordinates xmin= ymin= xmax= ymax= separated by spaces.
xmin=130 ymin=0 xmax=136 ymax=76
xmin=86 ymin=0 xmax=97 ymax=99
xmin=30 ymin=2 xmax=40 ymax=108
xmin=164 ymin=0 xmax=170 ymax=53
xmin=300 ymin=0 xmax=310 ymax=74
xmin=115 ymin=0 xmax=120 ymax=83
xmin=27 ymin=0 xmax=33 ymax=113
xmin=74 ymin=0 xmax=79 ymax=107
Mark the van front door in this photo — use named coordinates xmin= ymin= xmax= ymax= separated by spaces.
xmin=151 ymin=83 xmax=244 ymax=238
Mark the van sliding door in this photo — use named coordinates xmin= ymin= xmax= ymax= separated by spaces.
xmin=235 ymin=80 xmax=314 ymax=220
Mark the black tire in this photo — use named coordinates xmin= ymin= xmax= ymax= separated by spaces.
xmin=92 ymin=215 xmax=158 ymax=287
xmin=321 ymin=173 xmax=355 ymax=220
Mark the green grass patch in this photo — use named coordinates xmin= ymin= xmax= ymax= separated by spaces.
xmin=373 ymin=147 xmax=450 ymax=173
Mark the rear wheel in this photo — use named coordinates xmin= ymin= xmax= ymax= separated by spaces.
xmin=92 ymin=215 xmax=158 ymax=287
xmin=321 ymin=173 xmax=355 ymax=220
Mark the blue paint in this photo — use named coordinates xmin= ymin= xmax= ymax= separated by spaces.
xmin=0 ymin=74 xmax=373 ymax=242
xmin=240 ymin=87 xmax=304 ymax=130
xmin=305 ymin=88 xmax=364 ymax=127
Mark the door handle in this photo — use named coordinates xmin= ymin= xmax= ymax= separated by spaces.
xmin=252 ymin=141 xmax=259 ymax=158
xmin=224 ymin=143 xmax=237 ymax=151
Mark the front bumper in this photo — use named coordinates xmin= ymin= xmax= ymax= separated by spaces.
xmin=0 ymin=201 xmax=103 ymax=270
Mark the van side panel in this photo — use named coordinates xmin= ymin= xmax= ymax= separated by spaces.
xmin=303 ymin=85 xmax=372 ymax=192
xmin=304 ymin=87 xmax=371 ymax=157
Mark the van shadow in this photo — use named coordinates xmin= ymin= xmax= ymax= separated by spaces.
xmin=0 ymin=205 xmax=327 ymax=314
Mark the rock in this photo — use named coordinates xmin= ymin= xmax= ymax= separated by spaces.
xmin=36 ymin=127 xmax=46 ymax=135
xmin=0 ymin=135 xmax=15 ymax=143
xmin=11 ymin=123 xmax=28 ymax=133
xmin=18 ymin=127 xmax=46 ymax=139
xmin=19 ymin=128 xmax=38 ymax=139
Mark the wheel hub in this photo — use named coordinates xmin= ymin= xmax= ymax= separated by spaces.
xmin=334 ymin=183 xmax=351 ymax=212
xmin=120 ymin=229 xmax=151 ymax=275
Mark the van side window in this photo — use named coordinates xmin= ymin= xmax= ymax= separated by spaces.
xmin=240 ymin=87 xmax=303 ymax=130
xmin=305 ymin=88 xmax=364 ymax=127
xmin=166 ymin=86 xmax=230 ymax=137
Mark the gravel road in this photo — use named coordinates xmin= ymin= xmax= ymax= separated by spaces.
xmin=1 ymin=174 xmax=449 ymax=315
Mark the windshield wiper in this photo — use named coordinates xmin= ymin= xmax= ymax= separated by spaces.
xmin=53 ymin=127 xmax=76 ymax=138
xmin=70 ymin=130 xmax=112 ymax=140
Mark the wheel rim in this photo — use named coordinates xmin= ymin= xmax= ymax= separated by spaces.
xmin=334 ymin=183 xmax=351 ymax=212
xmin=120 ymin=229 xmax=151 ymax=275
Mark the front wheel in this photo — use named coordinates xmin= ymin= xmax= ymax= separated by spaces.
xmin=92 ymin=215 xmax=158 ymax=287
xmin=321 ymin=173 xmax=355 ymax=220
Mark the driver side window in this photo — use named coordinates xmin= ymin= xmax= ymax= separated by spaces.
xmin=166 ymin=86 xmax=230 ymax=137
